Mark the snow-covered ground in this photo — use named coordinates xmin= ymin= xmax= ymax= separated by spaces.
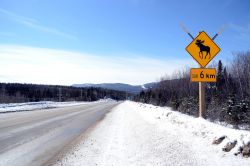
xmin=55 ymin=101 xmax=250 ymax=166
xmin=0 ymin=99 xmax=111 ymax=113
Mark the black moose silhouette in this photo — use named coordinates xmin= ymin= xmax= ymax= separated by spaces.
xmin=195 ymin=39 xmax=210 ymax=59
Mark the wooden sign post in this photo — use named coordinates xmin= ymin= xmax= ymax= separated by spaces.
xmin=191 ymin=67 xmax=217 ymax=117
xmin=199 ymin=81 xmax=205 ymax=117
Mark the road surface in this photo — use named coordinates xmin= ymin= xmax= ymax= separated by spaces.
xmin=0 ymin=100 xmax=120 ymax=166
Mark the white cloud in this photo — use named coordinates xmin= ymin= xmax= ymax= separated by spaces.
xmin=0 ymin=45 xmax=195 ymax=85
xmin=229 ymin=23 xmax=250 ymax=41
xmin=0 ymin=8 xmax=76 ymax=39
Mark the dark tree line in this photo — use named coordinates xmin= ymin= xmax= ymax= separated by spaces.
xmin=134 ymin=51 xmax=250 ymax=128
xmin=0 ymin=83 xmax=129 ymax=103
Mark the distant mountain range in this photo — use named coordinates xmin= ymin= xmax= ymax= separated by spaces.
xmin=72 ymin=82 xmax=157 ymax=94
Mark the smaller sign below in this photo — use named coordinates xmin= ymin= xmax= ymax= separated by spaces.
xmin=190 ymin=68 xmax=217 ymax=82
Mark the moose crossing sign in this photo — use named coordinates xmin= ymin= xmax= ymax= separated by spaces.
xmin=186 ymin=31 xmax=220 ymax=67
xmin=181 ymin=24 xmax=223 ymax=118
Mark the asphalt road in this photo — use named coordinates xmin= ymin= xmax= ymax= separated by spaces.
xmin=0 ymin=101 xmax=120 ymax=166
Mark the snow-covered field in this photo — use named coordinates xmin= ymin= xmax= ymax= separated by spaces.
xmin=55 ymin=101 xmax=250 ymax=166
xmin=0 ymin=99 xmax=110 ymax=113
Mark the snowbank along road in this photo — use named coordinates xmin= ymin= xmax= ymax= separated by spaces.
xmin=0 ymin=100 xmax=120 ymax=166
xmin=55 ymin=101 xmax=250 ymax=166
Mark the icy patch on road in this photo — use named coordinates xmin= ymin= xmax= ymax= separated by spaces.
xmin=54 ymin=101 xmax=250 ymax=166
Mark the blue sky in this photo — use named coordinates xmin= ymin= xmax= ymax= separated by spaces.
xmin=0 ymin=0 xmax=250 ymax=85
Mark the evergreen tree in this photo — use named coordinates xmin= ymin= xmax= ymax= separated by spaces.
xmin=216 ymin=60 xmax=224 ymax=91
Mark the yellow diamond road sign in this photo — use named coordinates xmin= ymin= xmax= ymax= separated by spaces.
xmin=186 ymin=31 xmax=220 ymax=67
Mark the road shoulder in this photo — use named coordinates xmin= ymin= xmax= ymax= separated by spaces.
xmin=53 ymin=101 xmax=250 ymax=166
